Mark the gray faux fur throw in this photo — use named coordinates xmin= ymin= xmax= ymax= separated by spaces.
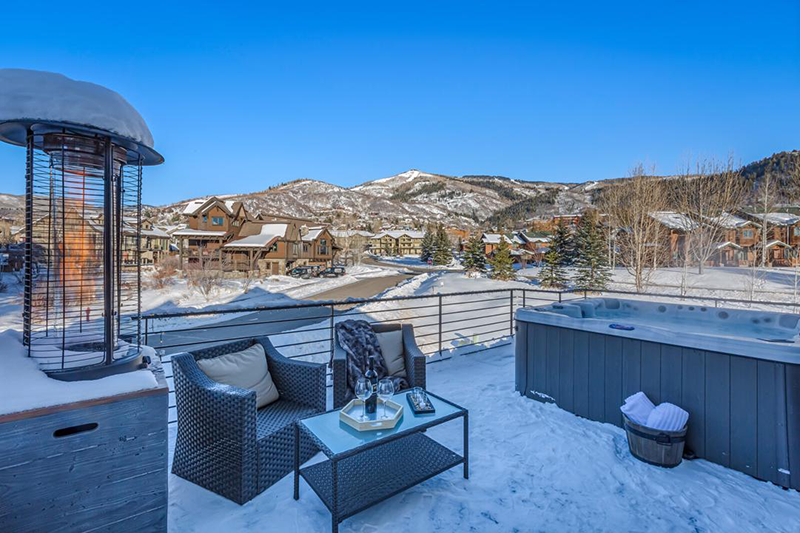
xmin=335 ymin=320 xmax=408 ymax=401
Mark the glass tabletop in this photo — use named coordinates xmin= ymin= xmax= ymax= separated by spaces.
xmin=300 ymin=390 xmax=465 ymax=457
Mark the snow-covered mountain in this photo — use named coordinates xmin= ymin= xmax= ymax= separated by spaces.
xmin=0 ymin=193 xmax=24 ymax=221
xmin=149 ymin=169 xmax=584 ymax=227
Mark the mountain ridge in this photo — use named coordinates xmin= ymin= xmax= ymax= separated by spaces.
xmin=3 ymin=152 xmax=799 ymax=228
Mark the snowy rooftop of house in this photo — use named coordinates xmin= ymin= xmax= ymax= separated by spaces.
xmin=301 ymin=227 xmax=325 ymax=242
xmin=702 ymin=212 xmax=757 ymax=229
xmin=223 ymin=223 xmax=288 ymax=248
xmin=183 ymin=198 xmax=238 ymax=216
xmin=749 ymin=212 xmax=800 ymax=225
xmin=713 ymin=241 xmax=743 ymax=250
xmin=142 ymin=227 xmax=170 ymax=238
xmin=167 ymin=342 xmax=800 ymax=531
xmin=482 ymin=233 xmax=515 ymax=244
xmin=765 ymin=240 xmax=792 ymax=249
xmin=649 ymin=211 xmax=698 ymax=231
xmin=374 ymin=230 xmax=425 ymax=239
xmin=0 ymin=69 xmax=162 ymax=165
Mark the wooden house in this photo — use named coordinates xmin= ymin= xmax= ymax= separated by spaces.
xmin=174 ymin=197 xmax=250 ymax=268
xmin=369 ymin=230 xmax=424 ymax=256
xmin=299 ymin=226 xmax=335 ymax=266
xmin=222 ymin=222 xmax=300 ymax=275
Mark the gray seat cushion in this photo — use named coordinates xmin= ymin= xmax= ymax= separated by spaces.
xmin=375 ymin=329 xmax=407 ymax=379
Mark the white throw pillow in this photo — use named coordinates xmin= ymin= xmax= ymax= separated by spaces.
xmin=196 ymin=343 xmax=279 ymax=409
xmin=375 ymin=330 xmax=406 ymax=379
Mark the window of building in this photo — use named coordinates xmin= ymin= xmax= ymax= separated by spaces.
xmin=202 ymin=215 xmax=208 ymax=223
xmin=212 ymin=217 xmax=224 ymax=226
xmin=742 ymin=229 xmax=754 ymax=238
xmin=269 ymin=242 xmax=278 ymax=253
xmin=303 ymin=243 xmax=310 ymax=253
xmin=793 ymin=227 xmax=800 ymax=237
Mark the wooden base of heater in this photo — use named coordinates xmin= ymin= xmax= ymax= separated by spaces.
xmin=0 ymin=372 xmax=169 ymax=532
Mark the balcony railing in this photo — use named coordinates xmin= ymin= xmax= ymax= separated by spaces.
xmin=138 ymin=287 xmax=800 ymax=423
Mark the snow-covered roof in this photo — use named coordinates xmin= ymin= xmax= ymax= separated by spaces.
xmin=142 ymin=227 xmax=170 ymax=238
xmin=223 ymin=224 xmax=288 ymax=248
xmin=182 ymin=200 xmax=208 ymax=215
xmin=183 ymin=198 xmax=238 ymax=217
xmin=713 ymin=241 xmax=743 ymax=251
xmin=749 ymin=212 xmax=800 ymax=225
xmin=703 ymin=212 xmax=757 ymax=229
xmin=0 ymin=69 xmax=161 ymax=164
xmin=201 ymin=200 xmax=237 ymax=216
xmin=373 ymin=230 xmax=425 ymax=240
xmin=482 ymin=233 xmax=515 ymax=244
xmin=765 ymin=240 xmax=792 ymax=249
xmin=301 ymin=227 xmax=326 ymax=242
xmin=172 ymin=228 xmax=227 ymax=238
xmin=649 ymin=211 xmax=698 ymax=231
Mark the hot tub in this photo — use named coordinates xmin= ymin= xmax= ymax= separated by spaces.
xmin=515 ymin=298 xmax=800 ymax=490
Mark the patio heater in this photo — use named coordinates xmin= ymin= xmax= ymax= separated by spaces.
xmin=0 ymin=69 xmax=164 ymax=381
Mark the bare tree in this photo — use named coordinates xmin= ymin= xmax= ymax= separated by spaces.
xmin=600 ymin=165 xmax=668 ymax=292
xmin=756 ymin=172 xmax=776 ymax=268
xmin=670 ymin=157 xmax=745 ymax=275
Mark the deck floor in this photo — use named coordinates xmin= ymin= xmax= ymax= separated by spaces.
xmin=168 ymin=343 xmax=800 ymax=532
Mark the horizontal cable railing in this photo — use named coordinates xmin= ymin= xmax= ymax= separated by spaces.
xmin=138 ymin=286 xmax=800 ymax=423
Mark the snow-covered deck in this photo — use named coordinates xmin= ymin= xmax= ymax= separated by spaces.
xmin=167 ymin=342 xmax=800 ymax=532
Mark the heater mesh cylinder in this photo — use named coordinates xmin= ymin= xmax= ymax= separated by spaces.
xmin=23 ymin=130 xmax=142 ymax=374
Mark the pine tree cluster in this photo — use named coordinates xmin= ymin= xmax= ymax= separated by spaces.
xmin=537 ymin=212 xmax=611 ymax=290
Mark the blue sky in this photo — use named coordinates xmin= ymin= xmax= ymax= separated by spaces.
xmin=1 ymin=1 xmax=798 ymax=205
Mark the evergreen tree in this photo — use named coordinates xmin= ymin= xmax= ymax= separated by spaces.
xmin=538 ymin=221 xmax=573 ymax=288
xmin=462 ymin=234 xmax=487 ymax=272
xmin=573 ymin=211 xmax=612 ymax=290
xmin=551 ymin=222 xmax=575 ymax=265
xmin=538 ymin=247 xmax=569 ymax=288
xmin=489 ymin=237 xmax=515 ymax=280
xmin=420 ymin=225 xmax=435 ymax=262
xmin=433 ymin=224 xmax=453 ymax=265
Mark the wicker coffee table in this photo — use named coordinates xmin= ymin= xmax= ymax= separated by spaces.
xmin=294 ymin=390 xmax=468 ymax=533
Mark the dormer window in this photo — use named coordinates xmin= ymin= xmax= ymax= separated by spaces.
xmin=212 ymin=217 xmax=224 ymax=226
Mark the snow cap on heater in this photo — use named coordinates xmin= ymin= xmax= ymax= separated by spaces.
xmin=0 ymin=68 xmax=163 ymax=166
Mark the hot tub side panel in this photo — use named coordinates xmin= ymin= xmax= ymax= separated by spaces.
xmin=517 ymin=323 xmax=798 ymax=490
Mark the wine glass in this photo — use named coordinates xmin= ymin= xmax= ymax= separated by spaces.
xmin=354 ymin=378 xmax=372 ymax=421
xmin=377 ymin=379 xmax=395 ymax=419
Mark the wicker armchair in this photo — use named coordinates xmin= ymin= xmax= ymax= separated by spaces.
xmin=332 ymin=323 xmax=426 ymax=409
xmin=171 ymin=337 xmax=326 ymax=504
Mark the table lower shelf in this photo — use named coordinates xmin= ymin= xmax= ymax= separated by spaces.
xmin=300 ymin=432 xmax=463 ymax=521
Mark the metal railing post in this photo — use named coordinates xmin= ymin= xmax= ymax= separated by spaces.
xmin=144 ymin=317 xmax=149 ymax=345
xmin=329 ymin=304 xmax=335 ymax=363
xmin=522 ymin=289 xmax=527 ymax=309
xmin=558 ymin=291 xmax=562 ymax=303
xmin=438 ymin=294 xmax=443 ymax=356
xmin=509 ymin=289 xmax=514 ymax=336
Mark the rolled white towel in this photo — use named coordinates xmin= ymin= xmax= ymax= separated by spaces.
xmin=646 ymin=403 xmax=689 ymax=432
xmin=620 ymin=391 xmax=655 ymax=426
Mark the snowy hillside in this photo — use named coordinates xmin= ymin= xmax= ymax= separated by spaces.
xmin=150 ymin=169 xmax=580 ymax=227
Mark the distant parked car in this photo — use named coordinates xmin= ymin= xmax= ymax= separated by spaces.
xmin=289 ymin=266 xmax=314 ymax=279
xmin=308 ymin=265 xmax=323 ymax=277
xmin=320 ymin=266 xmax=346 ymax=278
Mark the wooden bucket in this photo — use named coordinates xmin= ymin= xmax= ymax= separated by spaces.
xmin=623 ymin=414 xmax=687 ymax=468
